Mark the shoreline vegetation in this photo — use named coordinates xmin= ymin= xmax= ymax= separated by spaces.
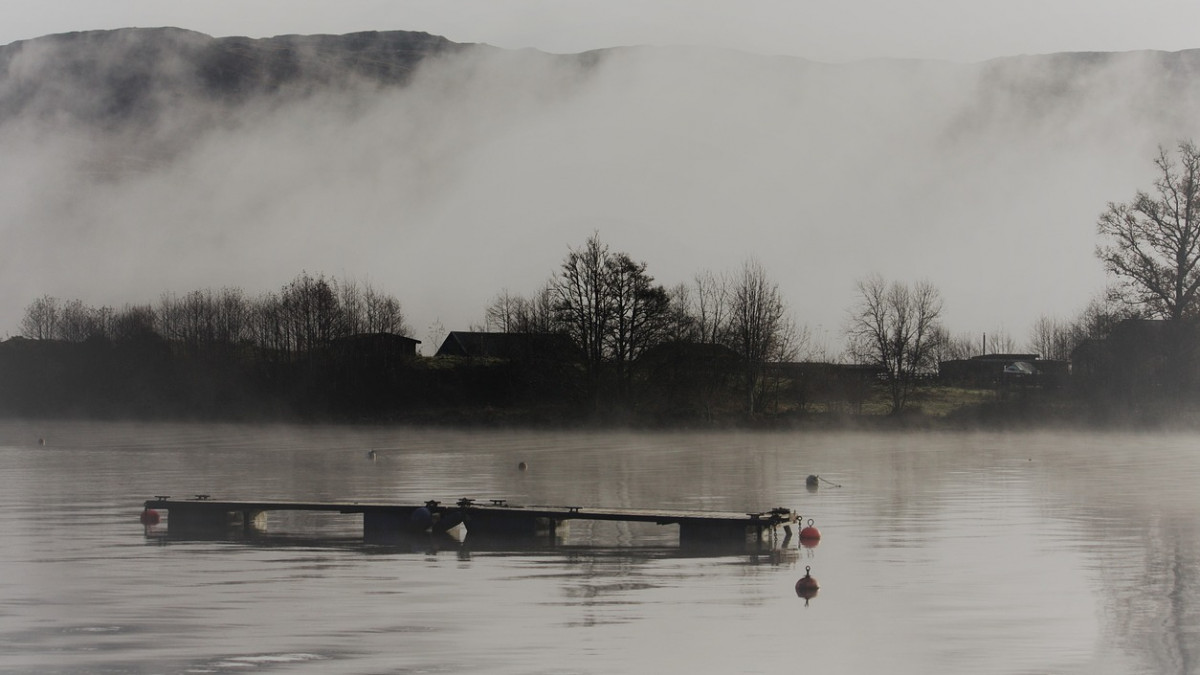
xmin=1 ymin=328 xmax=1193 ymax=431
xmin=6 ymin=32 xmax=1200 ymax=430
xmin=6 ymin=219 xmax=1200 ymax=432
xmin=5 ymin=234 xmax=1200 ymax=432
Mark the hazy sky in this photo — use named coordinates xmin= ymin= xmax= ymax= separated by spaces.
xmin=3 ymin=2 xmax=1200 ymax=354
xmin=4 ymin=0 xmax=1200 ymax=63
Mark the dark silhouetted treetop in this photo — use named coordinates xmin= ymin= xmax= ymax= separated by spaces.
xmin=1097 ymin=141 xmax=1200 ymax=321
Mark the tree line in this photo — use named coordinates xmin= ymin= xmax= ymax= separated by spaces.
xmin=475 ymin=140 xmax=1200 ymax=417
xmin=18 ymin=272 xmax=409 ymax=359
xmin=5 ymin=142 xmax=1200 ymax=423
xmin=2 ymin=272 xmax=422 ymax=420
xmin=480 ymin=234 xmax=800 ymax=416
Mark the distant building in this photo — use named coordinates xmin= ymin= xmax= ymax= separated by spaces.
xmin=327 ymin=332 xmax=421 ymax=367
xmin=939 ymin=353 xmax=1068 ymax=388
xmin=434 ymin=331 xmax=580 ymax=362
xmin=1070 ymin=319 xmax=1200 ymax=397
xmin=1068 ymin=339 xmax=1106 ymax=382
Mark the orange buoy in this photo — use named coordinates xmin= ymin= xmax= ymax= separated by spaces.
xmin=799 ymin=518 xmax=821 ymax=542
xmin=795 ymin=566 xmax=820 ymax=600
xmin=139 ymin=509 xmax=160 ymax=525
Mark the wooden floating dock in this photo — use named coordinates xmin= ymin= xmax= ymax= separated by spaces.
xmin=142 ymin=496 xmax=799 ymax=545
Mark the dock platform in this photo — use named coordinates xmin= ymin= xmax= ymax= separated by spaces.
xmin=141 ymin=496 xmax=799 ymax=544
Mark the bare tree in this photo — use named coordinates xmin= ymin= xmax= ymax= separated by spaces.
xmin=607 ymin=252 xmax=671 ymax=399
xmin=485 ymin=289 xmax=523 ymax=332
xmin=519 ymin=283 xmax=561 ymax=334
xmin=20 ymin=296 xmax=163 ymax=343
xmin=214 ymin=287 xmax=251 ymax=344
xmin=726 ymin=259 xmax=790 ymax=414
xmin=110 ymin=304 xmax=158 ymax=342
xmin=846 ymin=275 xmax=944 ymax=414
xmin=157 ymin=288 xmax=247 ymax=351
xmin=663 ymin=282 xmax=699 ymax=343
xmin=1028 ymin=315 xmax=1073 ymax=361
xmin=481 ymin=284 xmax=561 ymax=335
xmin=931 ymin=327 xmax=977 ymax=362
xmin=760 ymin=316 xmax=809 ymax=413
xmin=983 ymin=328 xmax=1018 ymax=354
xmin=692 ymin=269 xmax=731 ymax=344
xmin=425 ymin=317 xmax=446 ymax=355
xmin=156 ymin=293 xmax=182 ymax=343
xmin=90 ymin=306 xmax=116 ymax=340
xmin=551 ymin=233 xmax=672 ymax=406
xmin=1097 ymin=141 xmax=1200 ymax=320
xmin=1065 ymin=290 xmax=1142 ymax=350
xmin=280 ymin=271 xmax=340 ymax=355
xmin=362 ymin=284 xmax=408 ymax=335
xmin=338 ymin=280 xmax=366 ymax=336
xmin=158 ymin=290 xmax=213 ymax=349
xmin=1021 ymin=292 xmax=1138 ymax=364
xmin=248 ymin=291 xmax=289 ymax=358
xmin=20 ymin=295 xmax=60 ymax=339
xmin=553 ymin=233 xmax=612 ymax=371
xmin=607 ymin=253 xmax=670 ymax=366
xmin=58 ymin=299 xmax=99 ymax=342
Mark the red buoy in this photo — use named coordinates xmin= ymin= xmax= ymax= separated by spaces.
xmin=799 ymin=518 xmax=821 ymax=543
xmin=795 ymin=566 xmax=820 ymax=600
xmin=139 ymin=509 xmax=160 ymax=525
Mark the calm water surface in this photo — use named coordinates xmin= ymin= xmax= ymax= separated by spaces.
xmin=0 ymin=421 xmax=1197 ymax=674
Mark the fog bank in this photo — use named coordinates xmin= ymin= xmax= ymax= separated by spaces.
xmin=3 ymin=31 xmax=1200 ymax=352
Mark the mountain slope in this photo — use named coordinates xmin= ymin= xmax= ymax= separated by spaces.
xmin=0 ymin=28 xmax=470 ymax=128
xmin=3 ymin=28 xmax=1200 ymax=347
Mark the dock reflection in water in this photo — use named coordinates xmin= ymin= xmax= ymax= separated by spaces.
xmin=2 ymin=421 xmax=1198 ymax=674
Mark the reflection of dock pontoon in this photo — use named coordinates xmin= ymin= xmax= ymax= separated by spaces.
xmin=141 ymin=496 xmax=799 ymax=545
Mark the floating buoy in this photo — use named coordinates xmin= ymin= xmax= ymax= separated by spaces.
xmin=38 ymin=438 xmax=45 ymax=446
xmin=139 ymin=509 xmax=160 ymax=525
xmin=367 ymin=450 xmax=378 ymax=461
xmin=795 ymin=566 xmax=820 ymax=600
xmin=799 ymin=518 xmax=821 ymax=544
xmin=806 ymin=474 xmax=819 ymax=487
xmin=518 ymin=461 xmax=527 ymax=471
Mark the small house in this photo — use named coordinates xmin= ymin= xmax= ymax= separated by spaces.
xmin=435 ymin=331 xmax=580 ymax=362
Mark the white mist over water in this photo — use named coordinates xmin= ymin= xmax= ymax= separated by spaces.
xmin=3 ymin=40 xmax=1199 ymax=349
xmin=0 ymin=422 xmax=1196 ymax=673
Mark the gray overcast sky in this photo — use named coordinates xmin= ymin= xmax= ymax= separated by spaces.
xmin=4 ymin=1 xmax=1200 ymax=350
xmin=3 ymin=0 xmax=1200 ymax=62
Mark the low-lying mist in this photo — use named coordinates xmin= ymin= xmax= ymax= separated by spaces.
xmin=3 ymin=30 xmax=1199 ymax=350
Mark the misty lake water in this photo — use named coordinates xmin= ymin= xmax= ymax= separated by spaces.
xmin=1 ymin=421 xmax=1197 ymax=674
